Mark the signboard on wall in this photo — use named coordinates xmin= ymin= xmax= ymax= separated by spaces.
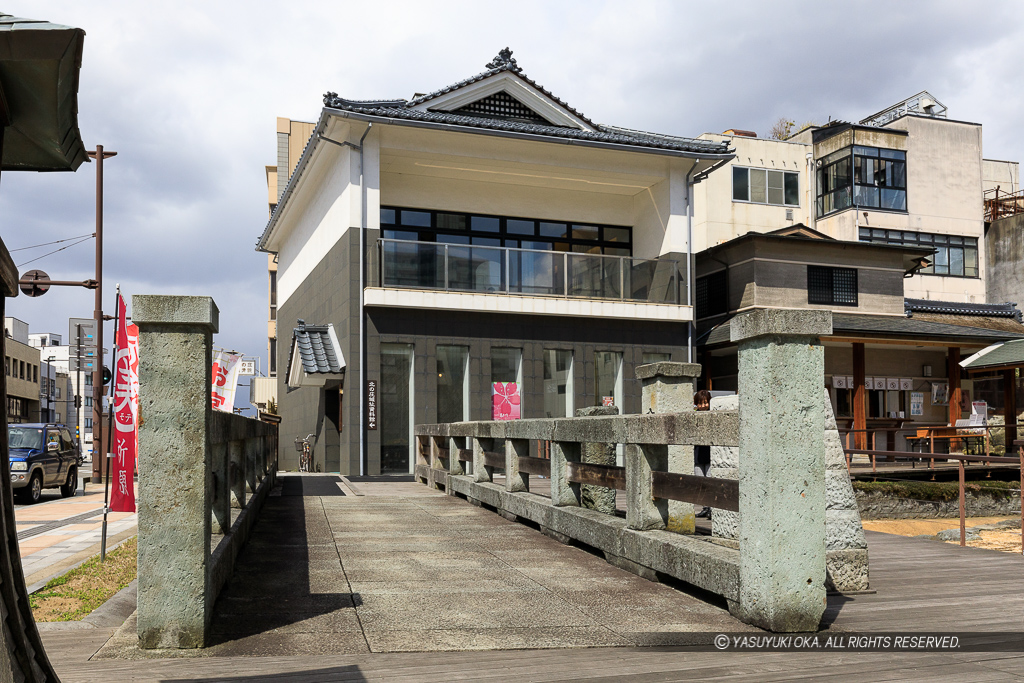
xmin=910 ymin=392 xmax=924 ymax=416
xmin=931 ymin=382 xmax=949 ymax=406
xmin=492 ymin=382 xmax=521 ymax=420
xmin=238 ymin=360 xmax=256 ymax=376
xmin=602 ymin=396 xmax=615 ymax=407
xmin=366 ymin=380 xmax=377 ymax=430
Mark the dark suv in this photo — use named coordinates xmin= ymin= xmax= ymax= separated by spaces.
xmin=7 ymin=423 xmax=81 ymax=504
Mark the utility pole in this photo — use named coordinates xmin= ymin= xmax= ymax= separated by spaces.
xmin=87 ymin=145 xmax=116 ymax=481
xmin=75 ymin=324 xmax=82 ymax=454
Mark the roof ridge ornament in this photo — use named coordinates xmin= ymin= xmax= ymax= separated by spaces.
xmin=486 ymin=47 xmax=519 ymax=72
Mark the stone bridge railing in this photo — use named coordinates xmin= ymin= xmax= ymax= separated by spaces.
xmin=133 ymin=295 xmax=279 ymax=649
xmin=416 ymin=309 xmax=854 ymax=633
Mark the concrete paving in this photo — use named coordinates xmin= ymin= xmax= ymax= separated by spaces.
xmin=92 ymin=474 xmax=750 ymax=660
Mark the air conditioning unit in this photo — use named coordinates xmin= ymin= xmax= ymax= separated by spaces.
xmin=786 ymin=209 xmax=794 ymax=221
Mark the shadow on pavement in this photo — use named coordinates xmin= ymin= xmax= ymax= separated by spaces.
xmin=160 ymin=664 xmax=367 ymax=682
xmin=204 ymin=475 xmax=363 ymax=650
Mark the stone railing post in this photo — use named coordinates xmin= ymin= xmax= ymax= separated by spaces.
xmin=731 ymin=308 xmax=830 ymax=632
xmin=229 ymin=439 xmax=245 ymax=509
xmin=550 ymin=441 xmax=581 ymax=506
xmin=449 ymin=436 xmax=465 ymax=477
xmin=134 ymin=294 xmax=219 ymax=649
xmin=637 ymin=362 xmax=700 ymax=533
xmin=472 ymin=437 xmax=493 ymax=482
xmin=505 ymin=439 xmax=529 ymax=492
xmin=575 ymin=406 xmax=617 ymax=513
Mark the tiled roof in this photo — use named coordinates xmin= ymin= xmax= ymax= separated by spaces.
xmin=320 ymin=99 xmax=730 ymax=154
xmin=698 ymin=312 xmax=1024 ymax=347
xmin=905 ymin=298 xmax=1022 ymax=321
xmin=290 ymin=321 xmax=344 ymax=375
xmin=961 ymin=339 xmax=1024 ymax=370
xmin=321 ymin=49 xmax=730 ymax=157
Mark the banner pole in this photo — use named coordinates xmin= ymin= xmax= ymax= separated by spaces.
xmin=100 ymin=286 xmax=121 ymax=562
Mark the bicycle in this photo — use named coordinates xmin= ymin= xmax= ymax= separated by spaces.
xmin=294 ymin=433 xmax=315 ymax=472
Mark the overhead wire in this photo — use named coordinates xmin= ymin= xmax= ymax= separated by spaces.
xmin=9 ymin=232 xmax=95 ymax=252
xmin=16 ymin=235 xmax=94 ymax=268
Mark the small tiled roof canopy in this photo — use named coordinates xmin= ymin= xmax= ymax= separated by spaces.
xmin=286 ymin=320 xmax=345 ymax=390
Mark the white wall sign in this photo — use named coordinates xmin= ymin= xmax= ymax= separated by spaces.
xmin=910 ymin=392 xmax=924 ymax=416
xmin=239 ymin=360 xmax=256 ymax=376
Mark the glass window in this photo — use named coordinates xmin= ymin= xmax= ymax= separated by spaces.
xmin=471 ymin=216 xmax=500 ymax=232
xmin=471 ymin=237 xmax=501 ymax=247
xmin=784 ymin=173 xmax=799 ymax=206
xmin=380 ymin=344 xmax=414 ymax=474
xmin=436 ymin=346 xmax=469 ymax=424
xmin=732 ymin=167 xmax=748 ymax=201
xmin=808 ymin=265 xmax=858 ymax=306
xmin=542 ymin=349 xmax=573 ymax=418
xmin=380 ymin=208 xmax=396 ymax=224
xmin=507 ymin=219 xmax=534 ymax=235
xmin=767 ymin=170 xmax=785 ymax=206
xmin=400 ymin=210 xmax=431 ymax=227
xmin=594 ymin=351 xmax=623 ymax=413
xmin=437 ymin=234 xmax=470 ymax=245
xmin=491 ymin=348 xmax=522 ymax=420
xmin=539 ymin=222 xmax=568 ymax=238
xmin=383 ymin=230 xmax=418 ymax=241
xmin=437 ymin=213 xmax=467 ymax=231
xmin=604 ymin=227 xmax=630 ymax=243
xmin=572 ymin=225 xmax=599 ymax=240
xmin=749 ymin=168 xmax=767 ymax=204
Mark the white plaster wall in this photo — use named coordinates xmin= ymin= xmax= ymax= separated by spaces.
xmin=693 ymin=134 xmax=812 ymax=253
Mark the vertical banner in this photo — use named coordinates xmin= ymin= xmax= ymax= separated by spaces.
xmin=127 ymin=323 xmax=140 ymax=473
xmin=492 ymin=382 xmax=522 ymax=420
xmin=211 ymin=350 xmax=242 ymax=412
xmin=110 ymin=295 xmax=137 ymax=513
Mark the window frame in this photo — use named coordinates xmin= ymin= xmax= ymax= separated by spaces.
xmin=807 ymin=265 xmax=859 ymax=307
xmin=732 ymin=166 xmax=800 ymax=207
xmin=381 ymin=207 xmax=632 ymax=256
xmin=816 ymin=146 xmax=907 ymax=218
xmin=859 ymin=227 xmax=979 ymax=278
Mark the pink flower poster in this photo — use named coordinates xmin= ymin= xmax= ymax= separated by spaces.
xmin=492 ymin=382 xmax=521 ymax=420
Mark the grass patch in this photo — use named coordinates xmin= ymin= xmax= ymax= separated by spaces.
xmin=853 ymin=480 xmax=1019 ymax=502
xmin=30 ymin=537 xmax=137 ymax=622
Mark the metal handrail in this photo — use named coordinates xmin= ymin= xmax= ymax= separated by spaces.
xmin=376 ymin=238 xmax=684 ymax=304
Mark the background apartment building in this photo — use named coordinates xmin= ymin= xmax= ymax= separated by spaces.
xmin=4 ymin=318 xmax=41 ymax=424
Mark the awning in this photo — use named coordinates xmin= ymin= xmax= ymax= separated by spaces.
xmin=0 ymin=13 xmax=87 ymax=171
xmin=285 ymin=320 xmax=345 ymax=390
xmin=960 ymin=339 xmax=1024 ymax=373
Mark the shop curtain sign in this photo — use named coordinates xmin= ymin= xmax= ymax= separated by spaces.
xmin=492 ymin=382 xmax=521 ymax=420
xmin=211 ymin=350 xmax=243 ymax=412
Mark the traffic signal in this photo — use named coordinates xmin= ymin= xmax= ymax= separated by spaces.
xmin=75 ymin=426 xmax=80 ymax=438
xmin=74 ymin=395 xmax=81 ymax=408
xmin=102 ymin=366 xmax=111 ymax=385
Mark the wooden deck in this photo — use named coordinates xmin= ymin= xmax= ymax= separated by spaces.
xmin=37 ymin=481 xmax=1024 ymax=682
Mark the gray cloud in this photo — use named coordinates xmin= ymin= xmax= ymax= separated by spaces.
xmin=4 ymin=0 xmax=1024 ymax=401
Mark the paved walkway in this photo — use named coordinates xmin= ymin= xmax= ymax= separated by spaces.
xmin=35 ymin=475 xmax=1024 ymax=682
xmin=15 ymin=483 xmax=137 ymax=591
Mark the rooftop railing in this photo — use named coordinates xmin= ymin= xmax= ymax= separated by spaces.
xmin=377 ymin=238 xmax=686 ymax=304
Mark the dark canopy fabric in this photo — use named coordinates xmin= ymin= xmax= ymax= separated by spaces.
xmin=0 ymin=13 xmax=87 ymax=171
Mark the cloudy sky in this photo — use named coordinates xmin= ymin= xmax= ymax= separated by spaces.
xmin=4 ymin=0 xmax=1024 ymax=404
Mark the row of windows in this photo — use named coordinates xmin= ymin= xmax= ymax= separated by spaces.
xmin=4 ymin=356 xmax=38 ymax=383
xmin=381 ymin=207 xmax=633 ymax=256
xmin=859 ymin=228 xmax=979 ymax=278
xmin=732 ymin=167 xmax=800 ymax=207
xmin=816 ymin=146 xmax=907 ymax=217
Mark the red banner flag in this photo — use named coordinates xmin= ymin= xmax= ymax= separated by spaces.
xmin=110 ymin=295 xmax=137 ymax=513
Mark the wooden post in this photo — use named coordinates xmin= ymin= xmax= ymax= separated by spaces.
xmin=853 ymin=343 xmax=867 ymax=451
xmin=1004 ymin=369 xmax=1017 ymax=448
xmin=1019 ymin=444 xmax=1023 ymax=556
xmin=958 ymin=459 xmax=966 ymax=548
xmin=949 ymin=347 xmax=962 ymax=427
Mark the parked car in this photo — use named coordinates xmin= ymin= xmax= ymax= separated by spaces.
xmin=7 ymin=423 xmax=81 ymax=503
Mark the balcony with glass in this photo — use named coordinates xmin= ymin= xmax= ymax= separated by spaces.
xmin=377 ymin=239 xmax=684 ymax=304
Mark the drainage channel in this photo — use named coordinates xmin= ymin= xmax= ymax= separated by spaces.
xmin=16 ymin=508 xmax=106 ymax=541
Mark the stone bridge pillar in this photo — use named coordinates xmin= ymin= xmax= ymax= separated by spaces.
xmin=731 ymin=309 xmax=831 ymax=633
xmin=134 ymin=295 xmax=219 ymax=648
xmin=637 ymin=362 xmax=701 ymax=533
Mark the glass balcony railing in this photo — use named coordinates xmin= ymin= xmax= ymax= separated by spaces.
xmin=378 ymin=239 xmax=685 ymax=304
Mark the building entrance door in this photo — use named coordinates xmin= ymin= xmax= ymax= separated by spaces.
xmin=380 ymin=344 xmax=414 ymax=474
